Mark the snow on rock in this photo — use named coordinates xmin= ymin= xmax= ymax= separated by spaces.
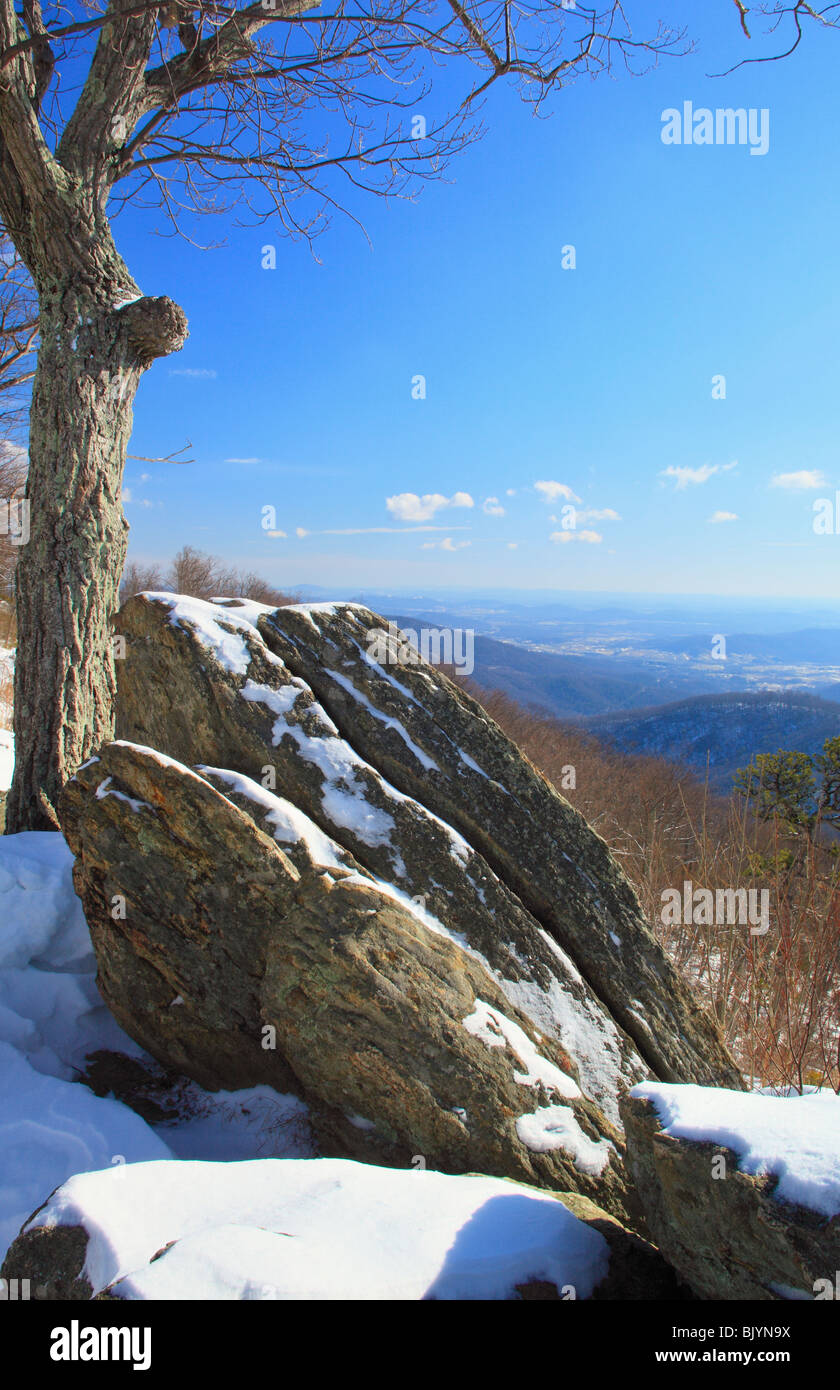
xmin=515 ymin=1105 xmax=615 ymax=1175
xmin=239 ymin=677 xmax=398 ymax=849
xmin=143 ymin=592 xmax=278 ymax=677
xmin=631 ymin=1081 xmax=840 ymax=1218
xmin=326 ymin=668 xmax=440 ymax=772
xmin=201 ymin=763 xmax=468 ymax=950
xmin=463 ymin=999 xmax=581 ymax=1099
xmin=22 ymin=1158 xmax=610 ymax=1301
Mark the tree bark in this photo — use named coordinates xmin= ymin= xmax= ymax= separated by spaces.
xmin=5 ymin=276 xmax=187 ymax=832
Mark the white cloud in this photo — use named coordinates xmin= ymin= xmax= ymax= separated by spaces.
xmin=575 ymin=507 xmax=621 ymax=524
xmin=266 ymin=529 xmax=288 ymax=538
xmin=505 ymin=488 xmax=517 ymax=497
xmin=709 ymin=511 xmax=738 ymax=524
xmin=550 ymin=529 xmax=603 ymax=545
xmin=386 ymin=491 xmax=474 ymax=522
xmin=770 ymin=470 xmax=825 ymax=490
xmin=659 ymin=461 xmax=737 ymax=490
xmin=169 ymin=368 xmax=218 ymax=379
xmin=535 ymin=480 xmax=581 ymax=504
xmin=296 ymin=527 xmax=309 ymax=537
xmin=422 ymin=538 xmax=471 ymax=552
xmin=122 ymin=488 xmax=154 ymax=508
xmin=507 ymin=542 xmax=518 ymax=550
xmin=296 ymin=525 xmax=467 ymax=538
xmin=225 ymin=457 xmax=261 ymax=464
xmin=483 ymin=496 xmax=505 ymax=517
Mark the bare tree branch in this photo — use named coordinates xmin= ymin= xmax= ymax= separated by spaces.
xmin=126 ymin=439 xmax=194 ymax=462
xmin=0 ymin=231 xmax=37 ymax=439
xmin=716 ymin=1 xmax=839 ymax=74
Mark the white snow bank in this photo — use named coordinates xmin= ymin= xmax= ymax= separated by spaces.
xmin=632 ymin=1081 xmax=840 ymax=1218
xmin=0 ymin=832 xmax=172 ymax=1255
xmin=0 ymin=1039 xmax=172 ymax=1259
xmin=28 ymin=1157 xmax=609 ymax=1301
xmin=0 ymin=830 xmax=315 ymax=1264
xmin=0 ymin=831 xmax=91 ymax=972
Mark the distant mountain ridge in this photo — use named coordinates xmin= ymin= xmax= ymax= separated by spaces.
xmin=582 ymin=691 xmax=840 ymax=793
xmin=385 ymin=616 xmax=738 ymax=718
xmin=636 ymin=628 xmax=840 ymax=663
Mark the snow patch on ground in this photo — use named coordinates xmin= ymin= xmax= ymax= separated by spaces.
xmin=0 ymin=831 xmax=316 ymax=1265
xmin=27 ymin=1158 xmax=610 ymax=1301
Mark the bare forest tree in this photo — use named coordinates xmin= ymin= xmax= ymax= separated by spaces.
xmin=0 ymin=235 xmax=36 ymax=647
xmin=0 ymin=232 xmax=37 ymax=440
xmin=0 ymin=0 xmax=832 ymax=831
xmin=0 ymin=441 xmax=26 ymax=646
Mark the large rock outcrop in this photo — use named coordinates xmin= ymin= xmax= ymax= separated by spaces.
xmin=255 ymin=601 xmax=741 ymax=1088
xmin=621 ymin=1086 xmax=840 ymax=1300
xmin=61 ymin=741 xmax=636 ymax=1220
xmin=113 ymin=593 xmax=740 ymax=1099
xmin=50 ymin=590 xmax=745 ymax=1226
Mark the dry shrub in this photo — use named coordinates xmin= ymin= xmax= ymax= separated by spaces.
xmin=121 ymin=546 xmax=299 ymax=607
xmin=471 ymin=684 xmax=840 ymax=1092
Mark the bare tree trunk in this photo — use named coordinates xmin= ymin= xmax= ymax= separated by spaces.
xmin=5 ymin=275 xmax=187 ymax=832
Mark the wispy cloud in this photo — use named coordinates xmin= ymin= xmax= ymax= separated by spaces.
xmin=535 ymin=480 xmax=581 ymax=504
xmin=122 ymin=488 xmax=154 ymax=508
xmin=575 ymin=507 xmax=621 ymax=524
xmin=550 ymin=529 xmax=602 ymax=545
xmin=482 ymin=496 xmax=505 ymax=517
xmin=386 ymin=491 xmax=474 ymax=522
xmin=294 ymin=525 xmax=470 ymax=538
xmin=225 ymin=456 xmax=261 ymax=464
xmin=170 ymin=368 xmax=218 ymax=379
xmin=708 ymin=510 xmax=738 ymax=523
xmin=770 ymin=470 xmax=825 ymax=490
xmin=421 ymin=538 xmax=471 ymax=552
xmin=659 ymin=461 xmax=737 ymax=490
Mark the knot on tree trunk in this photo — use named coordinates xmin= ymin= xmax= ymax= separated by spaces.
xmin=116 ymin=295 xmax=188 ymax=367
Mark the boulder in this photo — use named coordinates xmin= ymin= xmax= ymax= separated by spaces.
xmin=255 ymin=601 xmax=742 ymax=1090
xmin=552 ymin=1191 xmax=692 ymax=1301
xmin=113 ymin=593 xmax=740 ymax=1112
xmin=114 ymin=593 xmax=651 ymax=1126
xmin=621 ymin=1085 xmax=840 ymax=1300
xmin=61 ymin=741 xmax=637 ymax=1220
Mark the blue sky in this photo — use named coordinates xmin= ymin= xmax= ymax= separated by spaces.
xmin=115 ymin=0 xmax=840 ymax=598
